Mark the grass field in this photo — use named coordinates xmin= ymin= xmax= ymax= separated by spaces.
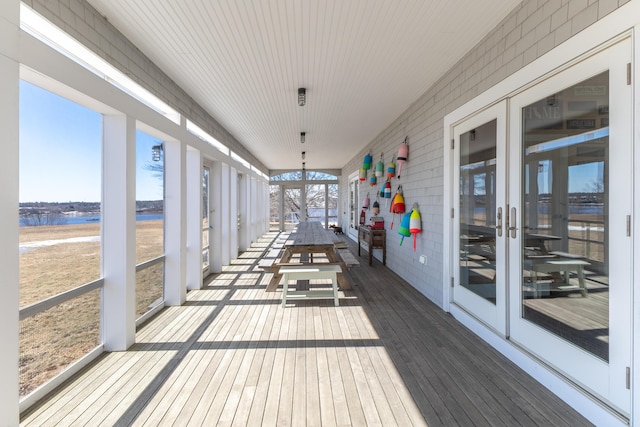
xmin=19 ymin=220 xmax=164 ymax=397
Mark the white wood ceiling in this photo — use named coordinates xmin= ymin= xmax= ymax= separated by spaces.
xmin=87 ymin=0 xmax=520 ymax=171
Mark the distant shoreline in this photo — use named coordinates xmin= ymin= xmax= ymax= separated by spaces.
xmin=19 ymin=212 xmax=163 ymax=227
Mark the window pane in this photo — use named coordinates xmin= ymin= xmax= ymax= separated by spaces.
xmin=19 ymin=80 xmax=102 ymax=397
xmin=521 ymin=71 xmax=609 ymax=361
xmin=19 ymin=81 xmax=102 ymax=306
xmin=136 ymin=130 xmax=165 ymax=263
xmin=136 ymin=130 xmax=165 ymax=318
xmin=270 ymin=185 xmax=281 ymax=230
xmin=459 ymin=120 xmax=498 ymax=303
xmin=306 ymin=171 xmax=338 ymax=180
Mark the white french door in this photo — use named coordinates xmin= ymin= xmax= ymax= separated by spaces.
xmin=452 ymin=101 xmax=507 ymax=335
xmin=451 ymin=38 xmax=632 ymax=413
xmin=508 ymin=38 xmax=632 ymax=412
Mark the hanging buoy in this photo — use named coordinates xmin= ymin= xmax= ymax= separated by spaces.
xmin=363 ymin=152 xmax=372 ymax=171
xmin=359 ymin=209 xmax=366 ymax=225
xmin=398 ymin=212 xmax=411 ymax=246
xmin=362 ymin=192 xmax=370 ymax=210
xmin=389 ymin=185 xmax=405 ymax=229
xmin=359 ymin=168 xmax=366 ymax=183
xmin=387 ymin=156 xmax=396 ymax=179
xmin=375 ymin=153 xmax=384 ymax=178
xmin=383 ymin=180 xmax=392 ymax=207
xmin=369 ymin=175 xmax=377 ymax=186
xmin=396 ymin=137 xmax=409 ymax=179
xmin=372 ymin=199 xmax=380 ymax=215
xmin=409 ymin=203 xmax=422 ymax=251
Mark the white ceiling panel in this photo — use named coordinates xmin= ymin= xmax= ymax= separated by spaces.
xmin=87 ymin=0 xmax=520 ymax=171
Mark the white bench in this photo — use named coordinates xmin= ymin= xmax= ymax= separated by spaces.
xmin=280 ymin=263 xmax=342 ymax=307
xmin=529 ymin=258 xmax=590 ymax=298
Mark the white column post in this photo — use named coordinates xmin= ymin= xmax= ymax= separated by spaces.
xmin=186 ymin=147 xmax=202 ymax=290
xmin=102 ymin=114 xmax=136 ymax=351
xmin=247 ymin=175 xmax=261 ymax=247
xmin=211 ymin=161 xmax=223 ymax=273
xmin=229 ymin=167 xmax=239 ymax=259
xmin=238 ymin=173 xmax=248 ymax=252
xmin=164 ymin=139 xmax=187 ymax=305
xmin=0 ymin=1 xmax=20 ymax=423
xmin=220 ymin=163 xmax=231 ymax=266
xmin=263 ymin=181 xmax=269 ymax=234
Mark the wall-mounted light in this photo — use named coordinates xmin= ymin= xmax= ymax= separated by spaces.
xmin=298 ymin=88 xmax=306 ymax=106
xmin=302 ymin=162 xmax=306 ymax=171
xmin=152 ymin=143 xmax=163 ymax=161
xmin=301 ymin=151 xmax=306 ymax=159
xmin=469 ymin=129 xmax=476 ymax=141
xmin=300 ymin=132 xmax=306 ymax=143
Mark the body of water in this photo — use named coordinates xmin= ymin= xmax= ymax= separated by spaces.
xmin=20 ymin=213 xmax=163 ymax=227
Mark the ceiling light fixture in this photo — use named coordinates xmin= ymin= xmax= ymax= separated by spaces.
xmin=300 ymin=132 xmax=306 ymax=143
xmin=298 ymin=88 xmax=306 ymax=106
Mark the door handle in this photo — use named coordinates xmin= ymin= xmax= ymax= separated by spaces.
xmin=495 ymin=207 xmax=503 ymax=237
xmin=508 ymin=206 xmax=517 ymax=238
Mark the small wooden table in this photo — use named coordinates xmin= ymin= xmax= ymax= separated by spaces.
xmin=266 ymin=222 xmax=352 ymax=292
xmin=358 ymin=226 xmax=386 ymax=266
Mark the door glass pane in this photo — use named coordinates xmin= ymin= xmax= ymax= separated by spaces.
xmin=349 ymin=178 xmax=358 ymax=232
xmin=521 ymin=72 xmax=609 ymax=361
xmin=459 ymin=120 xmax=497 ymax=303
xmin=283 ymin=187 xmax=301 ymax=231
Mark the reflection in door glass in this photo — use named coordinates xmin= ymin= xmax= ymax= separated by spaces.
xmin=521 ymin=72 xmax=609 ymax=361
xmin=459 ymin=120 xmax=497 ymax=304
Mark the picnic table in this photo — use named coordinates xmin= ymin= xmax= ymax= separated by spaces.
xmin=265 ymin=222 xmax=352 ymax=292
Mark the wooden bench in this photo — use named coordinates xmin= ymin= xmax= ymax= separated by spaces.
xmin=280 ymin=263 xmax=342 ymax=307
xmin=336 ymin=248 xmax=359 ymax=269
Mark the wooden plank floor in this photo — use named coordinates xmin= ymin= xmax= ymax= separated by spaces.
xmin=21 ymin=231 xmax=592 ymax=426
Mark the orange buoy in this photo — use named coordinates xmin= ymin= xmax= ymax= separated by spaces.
xmin=389 ymin=185 xmax=405 ymax=229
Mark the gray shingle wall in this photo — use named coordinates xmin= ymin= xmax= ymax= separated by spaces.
xmin=23 ymin=0 xmax=267 ymax=173
xmin=340 ymin=0 xmax=626 ymax=307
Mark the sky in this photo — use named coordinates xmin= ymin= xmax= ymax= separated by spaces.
xmin=19 ymin=81 xmax=164 ymax=203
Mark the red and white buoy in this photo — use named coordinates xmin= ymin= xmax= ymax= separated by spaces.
xmin=383 ymin=179 xmax=392 ymax=207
